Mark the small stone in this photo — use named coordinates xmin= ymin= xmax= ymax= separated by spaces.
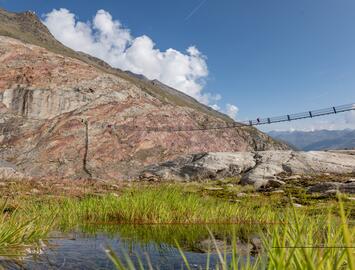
xmin=267 ymin=179 xmax=286 ymax=188
xmin=324 ymin=189 xmax=339 ymax=195
xmin=293 ymin=203 xmax=303 ymax=208
xmin=237 ymin=192 xmax=247 ymax=197
xmin=251 ymin=237 xmax=262 ymax=254
xmin=270 ymin=189 xmax=285 ymax=194
xmin=139 ymin=172 xmax=159 ymax=181
xmin=30 ymin=188 xmax=40 ymax=194
xmin=286 ymin=175 xmax=302 ymax=180
xmin=0 ymin=182 xmax=6 ymax=187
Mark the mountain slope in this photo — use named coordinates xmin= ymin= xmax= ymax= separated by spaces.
xmin=0 ymin=9 xmax=288 ymax=180
xmin=268 ymin=129 xmax=355 ymax=151
xmin=0 ymin=8 xmax=230 ymax=121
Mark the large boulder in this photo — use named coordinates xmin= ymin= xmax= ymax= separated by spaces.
xmin=139 ymin=151 xmax=355 ymax=188
xmin=140 ymin=152 xmax=256 ymax=181
xmin=241 ymin=151 xmax=355 ymax=188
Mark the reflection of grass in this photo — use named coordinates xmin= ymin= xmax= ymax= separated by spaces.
xmin=107 ymin=200 xmax=355 ymax=270
xmin=0 ymin=182 xmax=354 ymax=266
xmin=79 ymin=223 xmax=260 ymax=253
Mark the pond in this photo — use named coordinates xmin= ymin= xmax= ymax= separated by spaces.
xmin=0 ymin=224 xmax=261 ymax=269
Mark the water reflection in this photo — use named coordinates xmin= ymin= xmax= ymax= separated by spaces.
xmin=1 ymin=224 xmax=262 ymax=269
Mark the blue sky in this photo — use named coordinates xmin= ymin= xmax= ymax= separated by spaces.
xmin=1 ymin=0 xmax=355 ymax=131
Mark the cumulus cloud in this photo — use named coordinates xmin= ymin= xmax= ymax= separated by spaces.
xmin=225 ymin=104 xmax=239 ymax=120
xmin=42 ymin=8 xmax=229 ymax=106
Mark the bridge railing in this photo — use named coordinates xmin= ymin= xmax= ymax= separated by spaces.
xmin=242 ymin=103 xmax=355 ymax=126
xmin=1 ymin=104 xmax=354 ymax=134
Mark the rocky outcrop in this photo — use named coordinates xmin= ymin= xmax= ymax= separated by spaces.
xmin=0 ymin=26 xmax=287 ymax=180
xmin=241 ymin=151 xmax=355 ymax=188
xmin=307 ymin=180 xmax=355 ymax=194
xmin=139 ymin=151 xmax=355 ymax=189
xmin=140 ymin=152 xmax=257 ymax=181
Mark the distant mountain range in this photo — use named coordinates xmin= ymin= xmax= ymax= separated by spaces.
xmin=268 ymin=129 xmax=355 ymax=151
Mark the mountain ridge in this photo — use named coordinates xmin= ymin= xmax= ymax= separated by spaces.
xmin=0 ymin=8 xmax=232 ymax=122
xmin=268 ymin=129 xmax=355 ymax=151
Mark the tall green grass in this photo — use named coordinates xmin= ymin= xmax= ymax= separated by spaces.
xmin=0 ymin=184 xmax=353 ymax=269
xmin=0 ymin=200 xmax=54 ymax=256
xmin=38 ymin=185 xmax=283 ymax=226
xmin=106 ymin=199 xmax=354 ymax=270
xmin=0 ymin=185 xmax=280 ymax=256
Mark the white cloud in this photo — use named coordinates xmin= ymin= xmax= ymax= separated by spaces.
xmin=211 ymin=104 xmax=220 ymax=111
xmin=225 ymin=104 xmax=239 ymax=120
xmin=42 ymin=8 xmax=220 ymax=105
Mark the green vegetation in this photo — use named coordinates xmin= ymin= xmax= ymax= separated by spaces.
xmin=0 ymin=181 xmax=354 ymax=268
xmin=10 ymin=185 xmax=282 ymax=232
xmin=107 ymin=201 xmax=355 ymax=270
xmin=0 ymin=200 xmax=53 ymax=257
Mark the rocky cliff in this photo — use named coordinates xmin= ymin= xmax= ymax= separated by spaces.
xmin=139 ymin=151 xmax=355 ymax=189
xmin=0 ymin=9 xmax=287 ymax=180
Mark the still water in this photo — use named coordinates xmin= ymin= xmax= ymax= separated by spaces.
xmin=1 ymin=224 xmax=259 ymax=269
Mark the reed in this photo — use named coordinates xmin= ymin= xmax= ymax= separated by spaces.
xmin=0 ymin=200 xmax=54 ymax=256
xmin=107 ymin=199 xmax=355 ymax=270
xmin=0 ymin=182 xmax=353 ymax=267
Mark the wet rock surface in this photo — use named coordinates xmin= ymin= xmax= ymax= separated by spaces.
xmin=196 ymin=237 xmax=262 ymax=255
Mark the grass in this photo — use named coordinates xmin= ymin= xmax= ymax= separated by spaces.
xmin=0 ymin=200 xmax=53 ymax=257
xmin=0 ymin=180 xmax=353 ymax=268
xmin=107 ymin=199 xmax=355 ymax=270
xmin=17 ymin=185 xmax=283 ymax=229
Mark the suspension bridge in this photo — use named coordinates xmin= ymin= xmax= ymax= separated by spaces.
xmin=242 ymin=103 xmax=354 ymax=126
xmin=1 ymin=103 xmax=354 ymax=134
xmin=101 ymin=103 xmax=355 ymax=132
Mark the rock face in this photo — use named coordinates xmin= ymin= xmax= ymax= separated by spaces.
xmin=140 ymin=152 xmax=257 ymax=181
xmin=241 ymin=151 xmax=355 ymax=188
xmin=0 ymin=10 xmax=287 ymax=180
xmin=140 ymin=151 xmax=355 ymax=188
xmin=0 ymin=160 xmax=26 ymax=179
